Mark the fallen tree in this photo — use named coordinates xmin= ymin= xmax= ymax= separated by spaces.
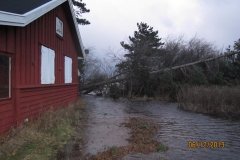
xmin=81 ymin=51 xmax=240 ymax=93
xmin=150 ymin=52 xmax=239 ymax=74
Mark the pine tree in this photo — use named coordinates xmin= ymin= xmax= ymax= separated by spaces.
xmin=117 ymin=22 xmax=164 ymax=96
xmin=72 ymin=0 xmax=90 ymax=25
xmin=233 ymin=39 xmax=240 ymax=61
xmin=118 ymin=22 xmax=164 ymax=72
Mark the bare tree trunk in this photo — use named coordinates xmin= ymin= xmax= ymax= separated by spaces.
xmin=150 ymin=52 xmax=239 ymax=75
xmin=128 ymin=77 xmax=133 ymax=98
xmin=81 ymin=51 xmax=240 ymax=92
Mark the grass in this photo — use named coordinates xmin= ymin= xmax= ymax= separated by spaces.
xmin=178 ymin=85 xmax=240 ymax=119
xmin=89 ymin=117 xmax=168 ymax=160
xmin=109 ymin=146 xmax=118 ymax=156
xmin=0 ymin=99 xmax=85 ymax=160
xmin=156 ymin=143 xmax=168 ymax=152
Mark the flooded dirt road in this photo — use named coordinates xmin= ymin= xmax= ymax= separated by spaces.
xmin=124 ymin=100 xmax=240 ymax=160
xmin=84 ymin=96 xmax=129 ymax=156
xmin=66 ymin=95 xmax=240 ymax=160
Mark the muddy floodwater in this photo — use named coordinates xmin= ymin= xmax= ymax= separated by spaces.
xmin=68 ymin=95 xmax=240 ymax=160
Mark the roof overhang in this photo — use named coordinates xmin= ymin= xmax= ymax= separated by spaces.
xmin=0 ymin=0 xmax=85 ymax=58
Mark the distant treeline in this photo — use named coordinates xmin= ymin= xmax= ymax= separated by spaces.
xmin=108 ymin=22 xmax=239 ymax=100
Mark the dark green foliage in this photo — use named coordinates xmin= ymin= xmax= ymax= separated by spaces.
xmin=72 ymin=0 xmax=90 ymax=25
xmin=115 ymin=22 xmax=240 ymax=100
xmin=109 ymin=84 xmax=121 ymax=99
xmin=233 ymin=39 xmax=240 ymax=54
xmin=153 ymin=72 xmax=178 ymax=100
xmin=117 ymin=22 xmax=165 ymax=97
xmin=185 ymin=66 xmax=208 ymax=85
xmin=217 ymin=39 xmax=240 ymax=85
xmin=118 ymin=22 xmax=164 ymax=74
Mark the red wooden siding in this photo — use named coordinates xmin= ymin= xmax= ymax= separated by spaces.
xmin=0 ymin=2 xmax=81 ymax=134
xmin=0 ymin=100 xmax=15 ymax=133
xmin=16 ymin=3 xmax=79 ymax=86
xmin=0 ymin=26 xmax=16 ymax=133
xmin=16 ymin=84 xmax=78 ymax=122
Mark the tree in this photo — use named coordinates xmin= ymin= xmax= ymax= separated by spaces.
xmin=117 ymin=22 xmax=165 ymax=96
xmin=221 ymin=38 xmax=240 ymax=84
xmin=233 ymin=39 xmax=240 ymax=61
xmin=72 ymin=0 xmax=90 ymax=25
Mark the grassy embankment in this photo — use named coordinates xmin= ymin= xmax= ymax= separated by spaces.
xmin=0 ymin=99 xmax=85 ymax=160
xmin=178 ymin=86 xmax=240 ymax=119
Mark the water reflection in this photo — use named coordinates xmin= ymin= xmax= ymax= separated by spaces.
xmin=125 ymin=100 xmax=240 ymax=160
xmin=84 ymin=96 xmax=240 ymax=160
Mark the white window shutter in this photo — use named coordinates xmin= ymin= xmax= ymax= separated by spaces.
xmin=41 ymin=46 xmax=55 ymax=84
xmin=64 ymin=56 xmax=72 ymax=83
xmin=41 ymin=46 xmax=48 ymax=84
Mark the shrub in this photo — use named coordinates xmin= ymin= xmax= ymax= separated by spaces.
xmin=178 ymin=86 xmax=240 ymax=118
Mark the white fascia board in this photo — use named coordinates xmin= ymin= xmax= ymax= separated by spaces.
xmin=67 ymin=0 xmax=86 ymax=59
xmin=0 ymin=0 xmax=85 ymax=59
xmin=0 ymin=0 xmax=66 ymax=27
xmin=0 ymin=11 xmax=25 ymax=26
xmin=24 ymin=0 xmax=66 ymax=26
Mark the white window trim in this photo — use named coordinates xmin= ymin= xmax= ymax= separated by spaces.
xmin=56 ymin=17 xmax=63 ymax=37
xmin=0 ymin=55 xmax=11 ymax=100
xmin=9 ymin=58 xmax=11 ymax=98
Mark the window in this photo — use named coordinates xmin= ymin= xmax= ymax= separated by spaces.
xmin=41 ymin=46 xmax=55 ymax=84
xmin=56 ymin=17 xmax=63 ymax=37
xmin=0 ymin=54 xmax=10 ymax=99
xmin=64 ymin=56 xmax=72 ymax=83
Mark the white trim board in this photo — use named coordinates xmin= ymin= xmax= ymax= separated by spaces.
xmin=0 ymin=0 xmax=85 ymax=58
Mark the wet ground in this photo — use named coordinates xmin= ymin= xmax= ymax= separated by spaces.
xmin=84 ymin=96 xmax=129 ymax=156
xmin=64 ymin=95 xmax=240 ymax=160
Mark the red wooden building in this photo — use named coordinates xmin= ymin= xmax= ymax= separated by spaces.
xmin=0 ymin=0 xmax=85 ymax=133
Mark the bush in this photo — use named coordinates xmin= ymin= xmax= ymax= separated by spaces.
xmin=178 ymin=86 xmax=240 ymax=118
xmin=109 ymin=84 xmax=122 ymax=99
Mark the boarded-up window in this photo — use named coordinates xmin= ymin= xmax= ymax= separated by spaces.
xmin=64 ymin=56 xmax=72 ymax=83
xmin=56 ymin=17 xmax=63 ymax=37
xmin=0 ymin=54 xmax=10 ymax=99
xmin=41 ymin=46 xmax=55 ymax=84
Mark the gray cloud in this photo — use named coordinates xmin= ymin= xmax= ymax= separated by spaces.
xmin=80 ymin=0 xmax=240 ymax=56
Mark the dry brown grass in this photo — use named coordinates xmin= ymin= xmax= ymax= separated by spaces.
xmin=89 ymin=117 xmax=168 ymax=160
xmin=178 ymin=85 xmax=240 ymax=118
xmin=0 ymin=99 xmax=85 ymax=160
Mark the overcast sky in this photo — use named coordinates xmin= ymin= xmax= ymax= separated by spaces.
xmin=79 ymin=0 xmax=240 ymax=58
